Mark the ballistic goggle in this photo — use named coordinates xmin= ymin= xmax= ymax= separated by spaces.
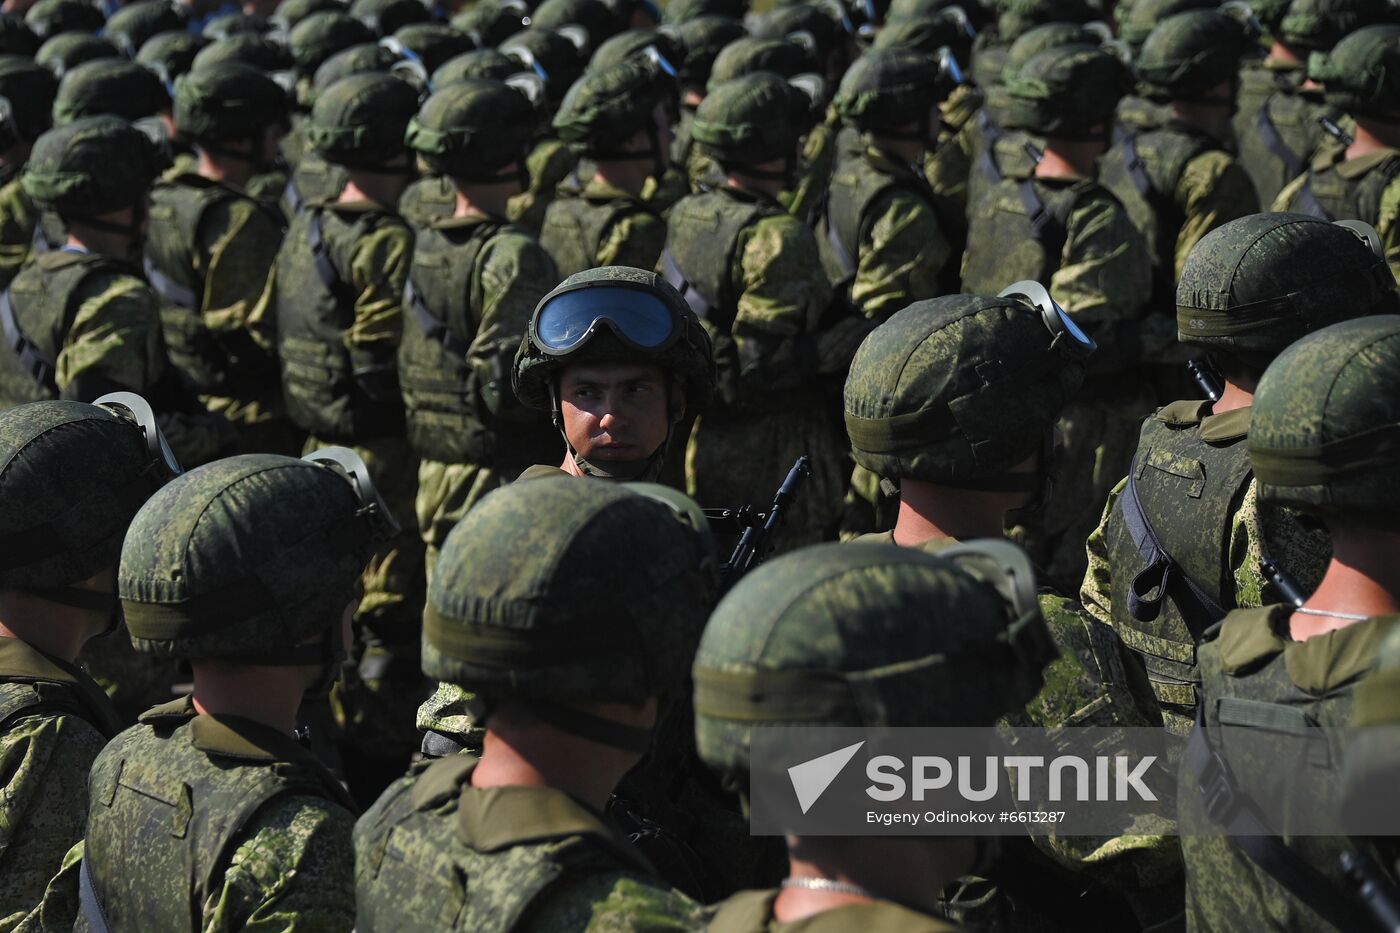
xmin=302 ymin=446 xmax=402 ymax=541
xmin=998 ymin=280 xmax=1097 ymax=356
xmin=93 ymin=392 xmax=183 ymax=479
xmin=533 ymin=285 xmax=681 ymax=355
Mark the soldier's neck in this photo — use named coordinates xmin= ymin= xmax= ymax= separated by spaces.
xmin=1168 ymin=102 xmax=1229 ymax=142
xmin=339 ymin=172 xmax=408 ymax=210
xmin=1035 ymin=139 xmax=1102 ymax=180
xmin=453 ymin=181 xmax=516 ymax=220
xmin=775 ymin=836 xmax=968 ymax=922
xmin=591 ymin=158 xmax=650 ymax=198
xmin=1348 ymin=117 xmax=1400 ymax=161
xmin=892 ymin=479 xmax=1008 ymax=546
xmin=1291 ymin=522 xmax=1400 ymax=641
xmin=0 ymin=594 xmax=94 ymax=664
xmin=1211 ymin=379 xmax=1254 ymax=414
xmin=869 ymin=134 xmax=925 ymax=169
xmin=1268 ymin=42 xmax=1302 ymax=67
xmin=65 ymin=226 xmax=132 ymax=261
xmin=0 ymin=141 xmax=29 ymax=176
xmin=189 ymin=663 xmax=308 ymax=736
xmin=197 ymin=149 xmax=252 ymax=190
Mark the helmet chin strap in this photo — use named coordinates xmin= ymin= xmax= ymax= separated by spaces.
xmin=549 ymin=381 xmax=676 ymax=482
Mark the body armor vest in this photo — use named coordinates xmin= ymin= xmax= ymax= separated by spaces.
xmin=1099 ymin=125 xmax=1213 ymax=300
xmin=961 ymin=176 xmax=1093 ymax=295
xmin=0 ymin=250 xmax=130 ymax=407
xmin=1106 ymin=405 xmax=1254 ymax=718
xmin=1285 ymin=147 xmax=1400 ymax=226
xmin=355 ymin=755 xmax=656 ymax=932
xmin=281 ymin=156 xmax=349 ymax=220
xmin=539 ymin=192 xmax=658 ymax=279
xmin=84 ymin=707 xmax=353 ymax=932
xmin=1237 ymin=92 xmax=1334 ymax=208
xmin=275 ymin=205 xmax=406 ymax=442
xmin=398 ymin=175 xmax=457 ymax=229
xmin=398 ymin=218 xmax=560 ymax=467
xmin=661 ymin=188 xmax=770 ymax=335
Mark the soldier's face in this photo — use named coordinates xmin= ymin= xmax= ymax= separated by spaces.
xmin=558 ymin=362 xmax=671 ymax=463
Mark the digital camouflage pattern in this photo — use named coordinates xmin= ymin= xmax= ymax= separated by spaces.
xmin=1342 ymin=624 xmax=1400 ymax=834
xmin=50 ymin=58 xmax=170 ymax=127
xmin=540 ymin=177 xmax=666 ymax=277
xmin=508 ymin=138 xmax=579 ymax=237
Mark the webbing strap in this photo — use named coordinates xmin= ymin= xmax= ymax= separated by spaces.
xmin=824 ymin=213 xmax=856 ymax=279
xmin=142 ymin=257 xmax=198 ymax=310
xmin=307 ymin=209 xmax=356 ymax=308
xmin=977 ymin=111 xmax=1004 ymax=184
xmin=1120 ymin=457 xmax=1227 ymax=640
xmin=1016 ymin=180 xmax=1069 ymax=262
xmin=1254 ymin=106 xmax=1305 ymax=182
xmin=405 ymin=279 xmax=470 ymax=357
xmin=1120 ymin=133 xmax=1153 ymax=198
xmin=79 ymin=856 xmax=113 ymax=933
xmin=1291 ymin=176 xmax=1332 ymax=220
xmin=283 ymin=177 xmax=304 ymax=216
xmin=1186 ymin=711 xmax=1377 ymax=932
xmin=661 ymin=246 xmax=713 ymax=320
xmin=0 ymin=285 xmax=58 ymax=394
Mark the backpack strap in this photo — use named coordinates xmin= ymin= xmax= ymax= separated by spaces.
xmin=1291 ymin=175 xmax=1332 ymax=220
xmin=0 ymin=283 xmax=57 ymax=394
xmin=661 ymin=246 xmax=713 ymax=321
xmin=1254 ymin=105 xmax=1305 ymax=182
xmin=307 ymin=208 xmax=358 ymax=309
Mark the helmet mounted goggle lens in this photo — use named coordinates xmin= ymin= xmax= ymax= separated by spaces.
xmin=303 ymin=446 xmax=402 ymax=540
xmin=998 ymin=280 xmax=1097 ymax=355
xmin=93 ymin=391 xmax=183 ymax=479
xmin=534 ymin=286 xmax=680 ymax=355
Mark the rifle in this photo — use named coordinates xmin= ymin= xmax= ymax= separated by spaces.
xmin=1341 ymin=850 xmax=1400 ymax=933
xmin=1260 ymin=557 xmax=1308 ymax=608
xmin=1187 ymin=357 xmax=1224 ymax=403
xmin=705 ymin=455 xmax=811 ymax=590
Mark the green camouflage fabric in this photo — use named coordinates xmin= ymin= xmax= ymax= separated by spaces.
xmin=192 ymin=34 xmax=293 ymax=76
xmin=508 ymin=138 xmax=579 ymax=237
xmin=1273 ymin=142 xmax=1400 ymax=282
xmin=350 ymin=0 xmax=429 ymax=36
xmin=1134 ymin=9 xmax=1257 ymax=103
xmin=448 ymin=0 xmax=529 ymax=47
xmin=389 ymin=24 xmax=475 ymax=76
xmin=997 ymin=43 xmax=1131 ymax=140
xmin=407 ymin=78 xmax=536 ymax=180
xmin=539 ymin=177 xmax=666 ymax=277
xmin=34 ymin=35 xmax=119 ymax=79
xmin=1234 ymin=58 xmax=1301 ymax=141
xmin=1237 ymin=84 xmax=1340 ymax=208
xmin=289 ymin=12 xmax=377 ymax=76
xmin=0 ymin=177 xmax=41 ymax=292
xmin=0 ymin=55 xmax=57 ymax=145
xmin=74 ymin=697 xmax=357 ymax=933
xmin=499 ymin=28 xmax=585 ymax=103
xmin=354 ymin=756 xmax=705 ymax=931
xmin=1180 ymin=606 xmax=1399 ymax=931
xmin=281 ymin=153 xmax=348 ymax=219
xmin=1278 ymin=0 xmax=1397 ymax=53
xmin=22 ymin=115 xmax=160 ymax=219
xmin=24 ymin=0 xmax=103 ymax=38
xmin=430 ymin=49 xmax=518 ymax=86
xmin=1307 ymin=22 xmax=1400 ymax=118
xmin=704 ymin=889 xmax=961 ymax=932
xmin=51 ymin=59 xmax=170 ymax=127
xmin=303 ymin=72 xmax=418 ymax=169
xmin=1343 ymin=625 xmax=1400 ymax=835
xmin=173 ymin=62 xmax=288 ymax=143
xmin=1119 ymin=0 xmax=1215 ymax=53
xmin=0 ymin=638 xmax=119 ymax=932
xmin=104 ymin=1 xmax=187 ymax=56
xmin=135 ymin=32 xmax=207 ymax=82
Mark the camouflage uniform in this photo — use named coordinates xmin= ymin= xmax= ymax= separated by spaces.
xmin=693 ymin=540 xmax=1060 ymax=932
xmin=273 ymin=74 xmax=427 ymax=776
xmin=540 ymin=55 xmax=673 ymax=278
xmin=355 ymin=478 xmax=712 ymax=930
xmin=662 ymin=73 xmax=845 ymax=549
xmin=399 ymin=80 xmax=560 ymax=574
xmin=819 ymin=48 xmax=959 ymax=316
xmin=1179 ymin=315 xmax=1400 ymax=932
xmin=498 ymin=28 xmax=586 ymax=232
xmin=0 ymin=399 xmax=173 ymax=931
xmin=34 ymin=35 xmax=119 ymax=79
xmin=1272 ymin=26 xmax=1400 ymax=280
xmin=0 ymin=58 xmax=56 ymax=288
xmin=68 ymin=450 xmax=395 ymax=933
xmin=103 ymin=1 xmax=187 ymax=58
xmin=1081 ymin=214 xmax=1399 ymax=737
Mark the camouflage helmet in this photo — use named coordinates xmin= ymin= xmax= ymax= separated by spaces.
xmin=845 ymin=287 xmax=1092 ymax=485
xmin=1250 ymin=315 xmax=1400 ymax=519
xmin=272 ymin=0 xmax=342 ymax=30
xmin=665 ymin=0 xmax=747 ymax=22
xmin=1342 ymin=625 xmax=1400 ymax=835
xmin=0 ymin=395 xmax=178 ymax=592
xmin=174 ymin=62 xmax=289 ymax=142
xmin=350 ymin=0 xmax=430 ymax=36
xmin=1001 ymin=43 xmax=1131 ymax=137
xmin=834 ymin=46 xmax=956 ymax=132
xmin=201 ymin=12 xmax=275 ymax=40
xmin=1279 ymin=0 xmax=1396 ymax=54
xmin=1249 ymin=0 xmax=1293 ymax=30
xmin=305 ymin=71 xmax=418 ymax=167
xmin=23 ymin=115 xmax=160 ymax=216
xmin=674 ymin=15 xmax=747 ymax=88
xmin=1119 ymin=0 xmax=1214 ymax=52
xmin=104 ymin=1 xmax=187 ymax=57
xmin=0 ymin=14 xmax=39 ymax=57
xmin=754 ymin=2 xmax=846 ymax=64
xmin=1310 ymin=24 xmax=1400 ymax=119
xmin=52 ymin=58 xmax=171 ymax=126
xmin=406 ymin=78 xmax=535 ymax=177
xmin=514 ymin=265 xmax=716 ymax=416
xmin=554 ymin=54 xmax=674 ymax=151
xmin=450 ymin=0 xmax=529 ymax=48
xmin=120 ymin=449 xmax=398 ymax=662
xmin=706 ymin=35 xmax=813 ymax=89
xmin=25 ymin=0 xmax=104 ymax=40
xmin=997 ymin=0 xmax=1096 ymax=39
xmin=692 ymin=71 xmax=816 ymax=164
xmin=0 ymin=56 xmax=58 ymax=144
xmin=1176 ymin=213 xmax=1400 ymax=355
xmin=312 ymin=40 xmax=399 ymax=94
xmin=871 ymin=8 xmax=977 ymax=60
xmin=388 ymin=23 xmax=475 ymax=75
xmin=424 ymin=475 xmax=716 ymax=707
xmin=998 ymin=20 xmax=1102 ymax=80
xmin=1135 ymin=7 xmax=1259 ymax=102
xmin=36 ymin=33 xmax=120 ymax=79
xmin=500 ymin=27 xmax=585 ymax=102
xmin=289 ymin=10 xmax=377 ymax=73
xmin=430 ymin=47 xmax=517 ymax=85
xmin=588 ymin=27 xmax=686 ymax=73
xmin=693 ymin=540 xmax=1057 ymax=786
xmin=134 ymin=31 xmax=208 ymax=84
xmin=530 ymin=0 xmax=620 ymax=49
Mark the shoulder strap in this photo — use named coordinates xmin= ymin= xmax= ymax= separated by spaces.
xmin=1120 ymin=456 xmax=1228 ymax=639
xmin=283 ymin=177 xmax=304 ymax=216
xmin=407 ymin=220 xmax=506 ymax=359
xmin=976 ymin=111 xmax=1004 ymax=185
xmin=1015 ymin=180 xmax=1073 ymax=264
xmin=1254 ymin=105 xmax=1305 ymax=182
xmin=0 ymin=283 xmax=57 ymax=394
xmin=307 ymin=208 xmax=357 ymax=308
xmin=142 ymin=256 xmax=198 ymax=309
xmin=1186 ymin=709 xmax=1376 ymax=932
xmin=1291 ymin=175 xmax=1333 ymax=220
xmin=661 ymin=245 xmax=713 ymax=321
xmin=1119 ymin=133 xmax=1154 ymax=198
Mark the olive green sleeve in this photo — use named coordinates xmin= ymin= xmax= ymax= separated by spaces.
xmin=1173 ymin=151 xmax=1260 ymax=281
xmin=0 ymin=179 xmax=38 ymax=289
xmin=56 ymin=276 xmax=166 ymax=399
xmin=1375 ymin=173 xmax=1400 ymax=283
xmin=345 ymin=222 xmax=413 ymax=352
xmin=196 ymin=198 xmax=284 ymax=355
xmin=204 ymin=796 xmax=356 ymax=933
xmin=851 ymin=188 xmax=951 ymax=319
xmin=1227 ymin=478 xmax=1332 ymax=609
xmin=596 ymin=210 xmax=666 ymax=273
xmin=1053 ymin=195 xmax=1152 ymax=328
xmin=0 ymin=713 xmax=106 ymax=931
xmin=1079 ymin=476 xmax=1126 ymax=628
xmin=472 ymin=232 xmax=558 ymax=412
xmin=9 ymin=841 xmax=83 ymax=933
xmin=524 ymin=874 xmax=706 ymax=933
xmin=1269 ymin=170 xmax=1308 ymax=213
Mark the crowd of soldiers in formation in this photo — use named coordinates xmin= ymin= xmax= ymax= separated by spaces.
xmin=2 ymin=0 xmax=1400 ymax=927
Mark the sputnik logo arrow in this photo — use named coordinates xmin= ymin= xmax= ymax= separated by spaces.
xmin=787 ymin=741 xmax=865 ymax=814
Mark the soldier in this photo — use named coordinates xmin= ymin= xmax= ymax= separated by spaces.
xmin=50 ymin=58 xmax=172 ymax=128
xmin=146 ymin=63 xmax=296 ymax=454
xmin=103 ymin=1 xmax=188 ymax=58
xmin=0 ymin=56 xmax=57 ymax=286
xmin=34 ymin=35 xmax=119 ymax=81
xmin=1273 ymin=25 xmax=1400 ymax=278
xmin=273 ymin=72 xmax=426 ymax=798
xmin=667 ymin=15 xmax=746 ymax=197
xmin=1081 ymin=213 xmax=1400 ymax=736
xmin=694 ymin=541 xmax=1058 ymax=931
xmin=1340 ymin=625 xmax=1400 ymax=886
xmin=541 ymin=55 xmax=673 ymax=277
xmin=818 ymin=46 xmax=959 ymax=317
xmin=71 ymin=447 xmax=397 ymax=932
xmin=355 ymin=477 xmax=712 ymax=931
xmin=662 ymin=72 xmax=847 ymax=551
xmin=399 ymin=78 xmax=560 ymax=575
xmin=1099 ymin=8 xmax=1261 ymax=321
xmin=1179 ymin=315 xmax=1400 ymax=932
xmin=843 ymin=287 xmax=1180 ymax=929
xmin=961 ymin=43 xmax=1154 ymax=588
xmin=0 ymin=396 xmax=176 ymax=929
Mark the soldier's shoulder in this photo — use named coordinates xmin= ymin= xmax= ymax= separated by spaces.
xmin=229 ymin=792 xmax=356 ymax=890
xmin=526 ymin=872 xmax=705 ymax=933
